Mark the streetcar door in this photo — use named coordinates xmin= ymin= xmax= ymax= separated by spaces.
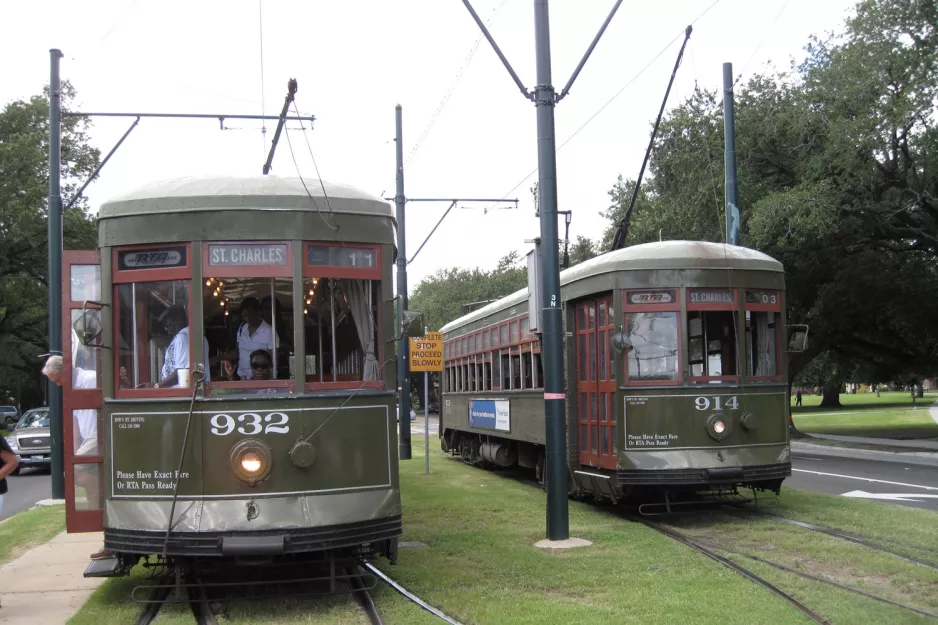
xmin=63 ymin=251 xmax=104 ymax=533
xmin=575 ymin=296 xmax=616 ymax=470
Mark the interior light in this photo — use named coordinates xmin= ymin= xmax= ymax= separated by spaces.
xmin=240 ymin=451 xmax=263 ymax=474
xmin=205 ymin=279 xmax=212 ymax=286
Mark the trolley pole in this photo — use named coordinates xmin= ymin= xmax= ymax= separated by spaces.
xmin=463 ymin=0 xmax=622 ymax=543
xmin=48 ymin=48 xmax=65 ymax=500
xmin=532 ymin=0 xmax=568 ymax=541
xmin=395 ymin=104 xmax=412 ymax=461
xmin=723 ymin=62 xmax=740 ymax=246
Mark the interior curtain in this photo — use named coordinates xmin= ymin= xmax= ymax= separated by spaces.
xmin=349 ymin=280 xmax=378 ymax=381
xmin=756 ymin=312 xmax=775 ymax=376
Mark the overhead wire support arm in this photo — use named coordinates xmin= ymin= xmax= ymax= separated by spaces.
xmin=611 ymin=25 xmax=693 ymax=251
xmin=64 ymin=115 xmax=140 ymax=211
xmin=61 ymin=111 xmax=316 ymax=130
xmin=461 ymin=0 xmax=533 ymax=101
xmin=263 ymin=78 xmax=298 ymax=175
xmin=406 ymin=197 xmax=518 ymax=265
xmin=556 ymin=0 xmax=624 ymax=103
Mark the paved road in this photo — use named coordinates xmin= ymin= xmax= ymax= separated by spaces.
xmin=790 ymin=452 xmax=938 ymax=512
xmin=0 ymin=468 xmax=51 ymax=521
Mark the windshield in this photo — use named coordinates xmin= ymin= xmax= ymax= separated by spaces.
xmin=17 ymin=410 xmax=50 ymax=429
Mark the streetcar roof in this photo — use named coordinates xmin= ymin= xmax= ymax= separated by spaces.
xmin=98 ymin=175 xmax=394 ymax=221
xmin=440 ymin=240 xmax=783 ymax=333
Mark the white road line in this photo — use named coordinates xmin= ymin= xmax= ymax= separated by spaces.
xmin=928 ymin=400 xmax=938 ymax=426
xmin=791 ymin=468 xmax=938 ymax=491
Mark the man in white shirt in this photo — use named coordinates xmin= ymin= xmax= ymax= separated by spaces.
xmin=43 ymin=354 xmax=113 ymax=561
xmin=215 ymin=297 xmax=279 ymax=380
xmin=154 ymin=307 xmax=210 ymax=389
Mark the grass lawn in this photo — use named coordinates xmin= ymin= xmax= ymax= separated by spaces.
xmin=791 ymin=392 xmax=938 ymax=439
xmin=68 ymin=435 xmax=938 ymax=624
xmin=0 ymin=504 xmax=65 ymax=566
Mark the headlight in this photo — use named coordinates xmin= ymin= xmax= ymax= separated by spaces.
xmin=6 ymin=436 xmax=17 ymax=450
xmin=229 ymin=439 xmax=272 ymax=484
xmin=239 ymin=451 xmax=263 ymax=474
xmin=706 ymin=415 xmax=731 ymax=441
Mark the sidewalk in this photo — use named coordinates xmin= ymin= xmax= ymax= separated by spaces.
xmin=0 ymin=531 xmax=105 ymax=624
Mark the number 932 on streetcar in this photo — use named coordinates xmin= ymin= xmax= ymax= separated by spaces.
xmin=439 ymin=241 xmax=799 ymax=508
xmin=62 ymin=176 xmax=421 ymax=577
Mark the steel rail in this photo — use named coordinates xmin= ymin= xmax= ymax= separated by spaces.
xmin=627 ymin=514 xmax=829 ymax=624
xmin=361 ymin=561 xmax=465 ymax=625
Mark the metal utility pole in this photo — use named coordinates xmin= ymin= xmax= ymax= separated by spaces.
xmin=392 ymin=106 xmax=517 ymax=461
xmin=462 ymin=0 xmax=622 ymax=542
xmin=395 ymin=105 xmax=412 ymax=461
xmin=531 ymin=0 xmax=568 ymax=541
xmin=723 ymin=62 xmax=740 ymax=246
xmin=48 ymin=48 xmax=65 ymax=500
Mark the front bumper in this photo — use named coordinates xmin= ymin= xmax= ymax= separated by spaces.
xmin=15 ymin=451 xmax=51 ymax=466
xmin=617 ymin=462 xmax=791 ymax=486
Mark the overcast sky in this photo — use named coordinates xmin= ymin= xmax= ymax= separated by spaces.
xmin=4 ymin=0 xmax=857 ymax=291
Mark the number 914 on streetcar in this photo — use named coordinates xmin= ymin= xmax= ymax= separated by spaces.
xmin=439 ymin=241 xmax=799 ymax=507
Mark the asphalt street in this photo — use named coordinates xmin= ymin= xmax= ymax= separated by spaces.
xmin=789 ymin=451 xmax=938 ymax=511
xmin=0 ymin=467 xmax=52 ymax=521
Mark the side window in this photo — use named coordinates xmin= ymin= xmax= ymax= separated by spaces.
xmin=745 ymin=290 xmax=781 ymax=378
xmin=117 ymin=280 xmax=201 ymax=390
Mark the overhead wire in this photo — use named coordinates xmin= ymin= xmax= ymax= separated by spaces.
xmin=732 ymin=0 xmax=793 ymax=88
xmin=465 ymin=0 xmax=724 ymax=231
xmin=380 ymin=0 xmax=512 ymax=197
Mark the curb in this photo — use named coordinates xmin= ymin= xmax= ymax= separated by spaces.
xmin=791 ymin=441 xmax=938 ymax=468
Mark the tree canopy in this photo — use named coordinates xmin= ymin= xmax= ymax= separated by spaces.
xmin=601 ymin=0 xmax=938 ymax=405
xmin=0 ymin=82 xmax=99 ymax=410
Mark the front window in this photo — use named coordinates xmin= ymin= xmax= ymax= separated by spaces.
xmin=303 ymin=243 xmax=382 ymax=389
xmin=626 ymin=312 xmax=679 ymax=381
xmin=117 ymin=280 xmax=203 ymax=391
xmin=687 ymin=289 xmax=738 ymax=381
xmin=744 ymin=290 xmax=781 ymax=378
xmin=17 ymin=410 xmax=50 ymax=429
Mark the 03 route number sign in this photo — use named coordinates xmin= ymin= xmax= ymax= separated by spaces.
xmin=410 ymin=332 xmax=444 ymax=372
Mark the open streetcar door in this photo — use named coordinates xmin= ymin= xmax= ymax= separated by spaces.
xmin=62 ymin=251 xmax=104 ymax=533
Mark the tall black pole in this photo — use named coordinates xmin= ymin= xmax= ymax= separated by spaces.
xmin=722 ymin=62 xmax=740 ymax=246
xmin=48 ymin=49 xmax=65 ymax=500
xmin=395 ymin=104 xmax=412 ymax=460
xmin=533 ymin=0 xmax=568 ymax=541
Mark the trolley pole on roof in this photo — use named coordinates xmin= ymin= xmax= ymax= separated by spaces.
xmin=723 ymin=62 xmax=740 ymax=246
xmin=48 ymin=48 xmax=65 ymax=500
xmin=395 ymin=104 xmax=412 ymax=460
xmin=462 ymin=0 xmax=622 ymax=543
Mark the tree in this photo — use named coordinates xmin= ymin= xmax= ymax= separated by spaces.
xmin=598 ymin=0 xmax=938 ymax=412
xmin=0 ymin=82 xmax=100 ymax=410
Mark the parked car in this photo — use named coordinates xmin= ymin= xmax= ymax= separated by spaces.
xmin=0 ymin=405 xmax=18 ymax=427
xmin=5 ymin=407 xmax=51 ymax=475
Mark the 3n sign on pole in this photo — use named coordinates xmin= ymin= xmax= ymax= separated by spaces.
xmin=410 ymin=332 xmax=443 ymax=475
xmin=409 ymin=332 xmax=444 ymax=372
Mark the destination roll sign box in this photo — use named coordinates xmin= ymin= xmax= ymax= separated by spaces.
xmin=409 ymin=332 xmax=444 ymax=372
xmin=208 ymin=243 xmax=288 ymax=266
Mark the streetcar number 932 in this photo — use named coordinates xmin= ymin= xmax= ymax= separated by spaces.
xmin=694 ymin=396 xmax=739 ymax=411
xmin=210 ymin=413 xmax=290 ymax=435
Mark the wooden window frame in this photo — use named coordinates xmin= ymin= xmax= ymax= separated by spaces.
xmin=622 ymin=290 xmax=682 ymax=386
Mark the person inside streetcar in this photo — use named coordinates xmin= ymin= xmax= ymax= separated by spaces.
xmin=214 ymin=297 xmax=280 ymax=380
xmin=146 ymin=307 xmax=210 ymax=389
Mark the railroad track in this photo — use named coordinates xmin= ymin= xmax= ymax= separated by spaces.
xmin=724 ymin=506 xmax=938 ymax=571
xmin=619 ymin=512 xmax=831 ymax=625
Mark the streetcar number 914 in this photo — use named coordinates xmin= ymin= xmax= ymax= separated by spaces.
xmin=694 ymin=396 xmax=739 ymax=411
xmin=210 ymin=413 xmax=290 ymax=436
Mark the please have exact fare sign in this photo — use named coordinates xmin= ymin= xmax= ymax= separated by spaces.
xmin=410 ymin=332 xmax=443 ymax=372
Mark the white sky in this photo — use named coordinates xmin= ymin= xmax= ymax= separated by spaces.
xmin=3 ymin=0 xmax=857 ymax=292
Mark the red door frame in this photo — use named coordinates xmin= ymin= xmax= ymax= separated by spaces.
xmin=575 ymin=296 xmax=616 ymax=469
xmin=63 ymin=251 xmax=104 ymax=533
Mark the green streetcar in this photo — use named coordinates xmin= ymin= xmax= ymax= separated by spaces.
xmin=440 ymin=241 xmax=794 ymax=509
xmin=62 ymin=175 xmax=416 ymax=577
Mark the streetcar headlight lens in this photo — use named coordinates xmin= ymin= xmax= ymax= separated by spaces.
xmin=712 ymin=420 xmax=726 ymax=435
xmin=229 ymin=439 xmax=272 ymax=484
xmin=240 ymin=451 xmax=263 ymax=474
